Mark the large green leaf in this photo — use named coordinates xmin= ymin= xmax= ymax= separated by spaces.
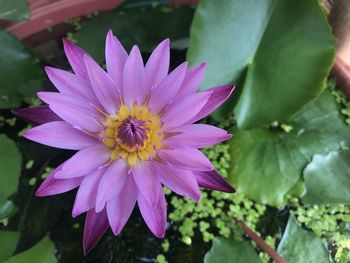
xmin=277 ymin=217 xmax=330 ymax=263
xmin=187 ymin=0 xmax=334 ymax=126
xmin=229 ymin=129 xmax=306 ymax=207
xmin=302 ymin=150 xmax=350 ymax=204
xmin=0 ymin=135 xmax=21 ymax=203
xmin=228 ymin=90 xmax=350 ymax=207
xmin=0 ymin=231 xmax=20 ymax=262
xmin=0 ymin=29 xmax=43 ymax=108
xmin=204 ymin=237 xmax=262 ymax=263
xmin=0 ymin=0 xmax=29 ymax=21
xmin=74 ymin=6 xmax=194 ymax=62
xmin=5 ymin=235 xmax=57 ymax=263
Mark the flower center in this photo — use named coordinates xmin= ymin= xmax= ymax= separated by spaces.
xmin=117 ymin=117 xmax=149 ymax=148
xmin=101 ymin=103 xmax=163 ymax=167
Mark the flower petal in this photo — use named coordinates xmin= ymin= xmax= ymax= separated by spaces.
xmin=191 ymin=84 xmax=235 ymax=122
xmin=55 ymin=144 xmax=111 ymax=179
xmin=158 ymin=147 xmax=214 ymax=171
xmin=154 ymin=162 xmax=200 ymax=201
xmin=95 ymin=160 xmax=129 ymax=213
xmin=12 ymin=105 xmax=61 ymax=125
xmin=35 ymin=163 xmax=83 ymax=196
xmin=144 ymin=39 xmax=170 ymax=90
xmin=165 ymin=124 xmax=231 ymax=148
xmin=83 ymin=209 xmax=109 ymax=255
xmin=138 ymin=189 xmax=166 ymax=238
xmin=161 ymin=91 xmax=211 ymax=130
xmin=123 ymin=45 xmax=145 ymax=107
xmin=23 ymin=121 xmax=97 ymax=150
xmin=45 ymin=66 xmax=99 ymax=106
xmin=63 ymin=39 xmax=91 ymax=79
xmin=132 ymin=161 xmax=161 ymax=209
xmin=106 ymin=175 xmax=137 ymax=235
xmin=84 ymin=55 xmax=119 ymax=114
xmin=37 ymin=92 xmax=101 ymax=132
xmin=194 ymin=170 xmax=235 ymax=193
xmin=148 ymin=62 xmax=187 ymax=114
xmin=106 ymin=29 xmax=128 ymax=90
xmin=175 ymin=63 xmax=206 ymax=98
xmin=45 ymin=66 xmax=80 ymax=95
xmin=72 ymin=169 xmax=103 ymax=218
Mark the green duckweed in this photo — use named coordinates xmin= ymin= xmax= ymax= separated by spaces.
xmin=291 ymin=201 xmax=350 ymax=263
xmin=168 ymin=119 xmax=267 ymax=250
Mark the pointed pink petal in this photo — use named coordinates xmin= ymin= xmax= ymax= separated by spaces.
xmin=154 ymin=163 xmax=200 ymax=201
xmin=132 ymin=161 xmax=161 ymax=209
xmin=55 ymin=144 xmax=111 ymax=179
xmin=161 ymin=91 xmax=211 ymax=130
xmin=106 ymin=175 xmax=137 ymax=235
xmin=84 ymin=55 xmax=119 ymax=115
xmin=12 ymin=105 xmax=61 ymax=125
xmin=95 ymin=160 xmax=129 ymax=213
xmin=83 ymin=209 xmax=109 ymax=255
xmin=37 ymin=92 xmax=101 ymax=132
xmin=191 ymin=84 xmax=235 ymax=122
xmin=165 ymin=124 xmax=231 ymax=148
xmin=194 ymin=170 xmax=235 ymax=193
xmin=144 ymin=39 xmax=170 ymax=90
xmin=158 ymin=147 xmax=214 ymax=171
xmin=138 ymin=189 xmax=166 ymax=238
xmin=35 ymin=163 xmax=83 ymax=196
xmin=63 ymin=39 xmax=91 ymax=79
xmin=45 ymin=66 xmax=99 ymax=106
xmin=148 ymin=62 xmax=187 ymax=114
xmin=45 ymin=66 xmax=83 ymax=96
xmin=106 ymin=29 xmax=128 ymax=90
xmin=72 ymin=170 xmax=103 ymax=218
xmin=23 ymin=121 xmax=97 ymax=150
xmin=123 ymin=45 xmax=145 ymax=107
xmin=175 ymin=63 xmax=206 ymax=98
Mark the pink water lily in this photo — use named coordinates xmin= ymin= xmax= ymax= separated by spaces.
xmin=15 ymin=30 xmax=235 ymax=254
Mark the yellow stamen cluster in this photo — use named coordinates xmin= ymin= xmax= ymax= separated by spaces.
xmin=101 ymin=103 xmax=163 ymax=167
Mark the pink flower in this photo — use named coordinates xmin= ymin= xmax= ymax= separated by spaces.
xmin=16 ymin=30 xmax=235 ymax=254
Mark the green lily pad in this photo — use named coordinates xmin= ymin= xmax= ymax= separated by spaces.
xmin=0 ymin=29 xmax=43 ymax=108
xmin=74 ymin=6 xmax=194 ymax=62
xmin=187 ymin=0 xmax=334 ymax=126
xmin=302 ymin=150 xmax=350 ymax=204
xmin=204 ymin=237 xmax=262 ymax=263
xmin=0 ymin=135 xmax=22 ymax=203
xmin=5 ymin=235 xmax=57 ymax=263
xmin=0 ymin=0 xmax=29 ymax=21
xmin=0 ymin=231 xmax=20 ymax=262
xmin=229 ymin=129 xmax=306 ymax=207
xmin=228 ymin=90 xmax=350 ymax=207
xmin=277 ymin=217 xmax=330 ymax=263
